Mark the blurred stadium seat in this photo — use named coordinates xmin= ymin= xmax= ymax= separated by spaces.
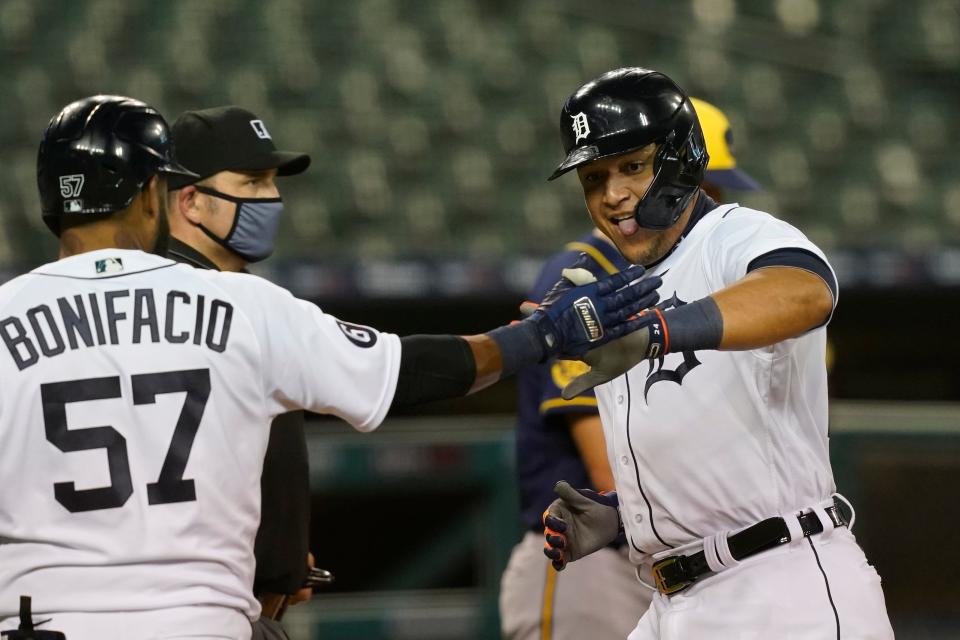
xmin=0 ymin=0 xmax=956 ymax=268
xmin=5 ymin=6 xmax=959 ymax=639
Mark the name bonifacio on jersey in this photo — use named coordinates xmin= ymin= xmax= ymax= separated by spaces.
xmin=0 ymin=288 xmax=234 ymax=371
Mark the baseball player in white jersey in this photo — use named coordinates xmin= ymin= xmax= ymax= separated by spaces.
xmin=499 ymin=96 xmax=764 ymax=640
xmin=540 ymin=68 xmax=894 ymax=639
xmin=0 ymin=95 xmax=661 ymax=640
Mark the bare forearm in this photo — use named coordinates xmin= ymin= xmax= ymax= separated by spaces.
xmin=711 ymin=267 xmax=834 ymax=350
xmin=391 ymin=262 xmax=659 ymax=405
xmin=463 ymin=334 xmax=503 ymax=394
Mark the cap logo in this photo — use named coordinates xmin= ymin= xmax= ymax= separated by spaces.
xmin=59 ymin=174 xmax=84 ymax=198
xmin=571 ymin=112 xmax=590 ymax=143
xmin=249 ymin=119 xmax=272 ymax=140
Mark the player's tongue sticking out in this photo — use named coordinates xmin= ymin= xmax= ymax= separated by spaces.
xmin=617 ymin=216 xmax=640 ymax=237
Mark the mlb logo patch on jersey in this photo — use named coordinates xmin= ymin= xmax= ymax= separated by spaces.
xmin=95 ymin=257 xmax=124 ymax=274
xmin=63 ymin=199 xmax=83 ymax=213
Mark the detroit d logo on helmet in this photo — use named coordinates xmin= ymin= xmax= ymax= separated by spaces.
xmin=571 ymin=112 xmax=590 ymax=143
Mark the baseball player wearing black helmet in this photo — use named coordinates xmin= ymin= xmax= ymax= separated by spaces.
xmin=548 ymin=69 xmax=708 ymax=232
xmin=540 ymin=68 xmax=893 ymax=639
xmin=37 ymin=95 xmax=198 ymax=239
xmin=0 ymin=94 xmax=662 ymax=640
xmin=500 ymin=95 xmax=764 ymax=640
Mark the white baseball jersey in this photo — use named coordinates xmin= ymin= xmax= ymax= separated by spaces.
xmin=0 ymin=249 xmax=400 ymax=621
xmin=595 ymin=203 xmax=837 ymax=565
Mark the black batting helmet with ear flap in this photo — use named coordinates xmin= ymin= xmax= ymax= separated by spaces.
xmin=550 ymin=68 xmax=709 ymax=230
xmin=36 ymin=95 xmax=198 ymax=236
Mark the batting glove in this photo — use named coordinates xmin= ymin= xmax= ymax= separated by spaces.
xmin=561 ymin=307 xmax=669 ymax=399
xmin=524 ymin=265 xmax=668 ymax=398
xmin=522 ymin=262 xmax=661 ymax=361
xmin=542 ymin=480 xmax=625 ymax=571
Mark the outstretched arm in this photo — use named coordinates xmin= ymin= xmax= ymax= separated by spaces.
xmin=712 ymin=266 xmax=833 ymax=350
xmin=390 ymin=265 xmax=662 ymax=409
xmin=462 ymin=334 xmax=503 ymax=394
xmin=561 ymin=263 xmax=836 ymax=399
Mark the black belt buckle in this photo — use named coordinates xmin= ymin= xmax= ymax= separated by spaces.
xmin=652 ymin=555 xmax=694 ymax=595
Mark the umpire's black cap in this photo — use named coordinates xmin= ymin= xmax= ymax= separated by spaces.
xmin=167 ymin=106 xmax=311 ymax=190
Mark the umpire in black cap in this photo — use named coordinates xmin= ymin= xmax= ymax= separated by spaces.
xmin=166 ymin=105 xmax=309 ymax=271
xmin=166 ymin=106 xmax=312 ymax=640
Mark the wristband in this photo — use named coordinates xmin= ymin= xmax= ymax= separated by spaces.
xmin=661 ymin=296 xmax=723 ymax=354
xmin=486 ymin=321 xmax=547 ymax=378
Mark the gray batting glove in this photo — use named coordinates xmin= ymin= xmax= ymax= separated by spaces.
xmin=561 ymin=328 xmax=657 ymax=399
xmin=542 ymin=481 xmax=624 ymax=571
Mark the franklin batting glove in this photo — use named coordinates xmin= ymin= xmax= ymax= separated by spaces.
xmin=542 ymin=481 xmax=625 ymax=571
xmin=525 ymin=263 xmax=661 ymax=360
xmin=519 ymin=252 xmax=601 ymax=318
xmin=561 ymin=308 xmax=669 ymax=399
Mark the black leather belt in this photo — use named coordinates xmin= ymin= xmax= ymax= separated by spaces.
xmin=652 ymin=505 xmax=847 ymax=595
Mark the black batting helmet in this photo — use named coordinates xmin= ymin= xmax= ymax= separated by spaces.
xmin=37 ymin=95 xmax=198 ymax=236
xmin=549 ymin=68 xmax=709 ymax=230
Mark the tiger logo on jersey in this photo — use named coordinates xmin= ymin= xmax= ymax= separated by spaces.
xmin=643 ymin=292 xmax=701 ymax=401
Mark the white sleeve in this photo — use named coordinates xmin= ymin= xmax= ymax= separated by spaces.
xmin=230 ymin=275 xmax=401 ymax=432
xmin=703 ymin=208 xmax=837 ymax=303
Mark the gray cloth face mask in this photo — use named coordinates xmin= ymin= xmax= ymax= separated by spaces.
xmin=194 ymin=185 xmax=283 ymax=263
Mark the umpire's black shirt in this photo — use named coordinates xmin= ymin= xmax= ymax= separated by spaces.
xmin=167 ymin=237 xmax=311 ymax=596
